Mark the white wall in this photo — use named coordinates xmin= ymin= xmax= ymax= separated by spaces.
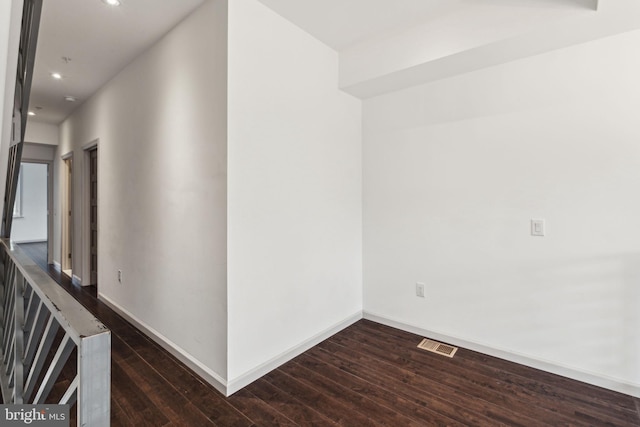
xmin=339 ymin=2 xmax=592 ymax=89
xmin=23 ymin=142 xmax=55 ymax=162
xmin=56 ymin=0 xmax=229 ymax=387
xmin=0 ymin=1 xmax=12 ymax=210
xmin=227 ymin=0 xmax=362 ymax=389
xmin=340 ymin=1 xmax=640 ymax=99
xmin=52 ymin=0 xmax=362 ymax=394
xmin=25 ymin=121 xmax=59 ymax=145
xmin=0 ymin=0 xmax=23 ymax=218
xmin=363 ymin=29 xmax=640 ymax=395
xmin=12 ymin=162 xmax=47 ymax=243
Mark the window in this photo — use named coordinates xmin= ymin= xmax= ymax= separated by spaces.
xmin=12 ymin=165 xmax=23 ymax=218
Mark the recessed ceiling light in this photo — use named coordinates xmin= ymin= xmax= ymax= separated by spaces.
xmin=28 ymin=111 xmax=35 ymax=116
xmin=102 ymin=0 xmax=121 ymax=6
xmin=51 ymin=72 xmax=62 ymax=79
xmin=64 ymin=96 xmax=77 ymax=102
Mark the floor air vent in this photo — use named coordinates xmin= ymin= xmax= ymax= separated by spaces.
xmin=417 ymin=338 xmax=458 ymax=358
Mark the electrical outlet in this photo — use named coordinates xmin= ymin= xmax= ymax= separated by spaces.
xmin=416 ymin=282 xmax=425 ymax=298
xmin=118 ymin=270 xmax=122 ymax=283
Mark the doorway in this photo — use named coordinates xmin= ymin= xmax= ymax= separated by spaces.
xmin=12 ymin=161 xmax=51 ymax=271
xmin=87 ymin=146 xmax=98 ymax=286
xmin=61 ymin=154 xmax=73 ymax=277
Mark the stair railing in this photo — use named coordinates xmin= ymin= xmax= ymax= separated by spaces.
xmin=0 ymin=239 xmax=110 ymax=426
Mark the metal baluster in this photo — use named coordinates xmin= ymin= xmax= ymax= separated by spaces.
xmin=23 ymin=301 xmax=47 ymax=373
xmin=23 ymin=316 xmax=59 ymax=402
xmin=13 ymin=271 xmax=25 ymax=403
xmin=33 ymin=333 xmax=74 ymax=404
xmin=59 ymin=375 xmax=78 ymax=405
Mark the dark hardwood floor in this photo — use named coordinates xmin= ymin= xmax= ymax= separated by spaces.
xmin=17 ymin=241 xmax=48 ymax=271
xmin=14 ymin=246 xmax=640 ymax=425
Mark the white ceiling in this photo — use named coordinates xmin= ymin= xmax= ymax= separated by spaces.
xmin=259 ymin=0 xmax=457 ymax=51
xmin=30 ymin=0 xmax=205 ymax=124
xmin=28 ymin=0 xmax=599 ymax=125
xmin=257 ymin=0 xmax=598 ymax=51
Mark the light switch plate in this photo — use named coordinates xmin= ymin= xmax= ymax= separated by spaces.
xmin=531 ymin=219 xmax=545 ymax=237
xmin=416 ymin=282 xmax=425 ymax=298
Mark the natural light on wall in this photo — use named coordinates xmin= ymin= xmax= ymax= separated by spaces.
xmin=11 ymin=165 xmax=22 ymax=217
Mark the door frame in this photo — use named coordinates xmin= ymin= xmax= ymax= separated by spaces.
xmin=61 ymin=151 xmax=73 ymax=273
xmin=82 ymin=139 xmax=99 ymax=287
xmin=20 ymin=158 xmax=53 ymax=264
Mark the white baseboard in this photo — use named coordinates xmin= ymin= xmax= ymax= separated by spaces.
xmin=98 ymin=292 xmax=227 ymax=395
xmin=364 ymin=311 xmax=640 ymax=398
xmin=12 ymin=239 xmax=47 ymax=244
xmin=52 ymin=261 xmax=61 ymax=271
xmin=95 ymin=294 xmax=361 ymax=396
xmin=72 ymin=275 xmax=82 ymax=286
xmin=226 ymin=311 xmax=363 ymax=396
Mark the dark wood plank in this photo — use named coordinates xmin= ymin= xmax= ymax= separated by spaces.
xmin=355 ymin=320 xmax=639 ymax=426
xmin=308 ymin=340 xmax=535 ymax=427
xmin=113 ymin=350 xmax=215 ymax=426
xmin=319 ymin=337 xmax=548 ymax=425
xmin=110 ymin=362 xmax=170 ymax=426
xmin=244 ymin=378 xmax=338 ymax=427
xmin=284 ymin=357 xmax=449 ymax=427
xmin=190 ymin=391 xmax=253 ymax=427
xmin=332 ymin=322 xmax=635 ymax=425
xmin=17 ymin=242 xmax=48 ymax=271
xmin=110 ymin=400 xmax=132 ymax=427
xmin=295 ymin=351 xmax=485 ymax=426
xmin=265 ymin=368 xmax=382 ymax=427
xmin=228 ymin=388 xmax=298 ymax=426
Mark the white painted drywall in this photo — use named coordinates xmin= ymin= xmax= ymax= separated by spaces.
xmin=340 ymin=0 xmax=640 ymax=99
xmin=340 ymin=1 xmax=591 ymax=88
xmin=227 ymin=0 xmax=362 ymax=384
xmin=22 ymin=142 xmax=55 ymax=162
xmin=56 ymin=0 xmax=228 ymax=383
xmin=12 ymin=163 xmax=47 ymax=243
xmin=363 ymin=29 xmax=640 ymax=391
xmin=0 ymin=2 xmax=11 ymax=211
xmin=0 ymin=0 xmax=23 ymax=218
xmin=25 ymin=121 xmax=59 ymax=145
